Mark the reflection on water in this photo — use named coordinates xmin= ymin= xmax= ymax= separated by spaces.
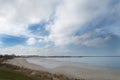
xmin=53 ymin=57 xmax=120 ymax=69
xmin=26 ymin=57 xmax=120 ymax=69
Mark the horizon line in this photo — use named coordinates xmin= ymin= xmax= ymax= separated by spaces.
xmin=1 ymin=54 xmax=120 ymax=57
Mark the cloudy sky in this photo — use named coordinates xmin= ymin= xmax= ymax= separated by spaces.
xmin=0 ymin=0 xmax=120 ymax=56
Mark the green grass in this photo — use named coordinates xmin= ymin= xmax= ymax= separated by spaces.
xmin=0 ymin=68 xmax=39 ymax=80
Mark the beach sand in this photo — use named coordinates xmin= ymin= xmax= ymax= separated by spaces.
xmin=5 ymin=58 xmax=120 ymax=80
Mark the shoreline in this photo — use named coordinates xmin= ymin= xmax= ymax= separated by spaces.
xmin=5 ymin=57 xmax=120 ymax=80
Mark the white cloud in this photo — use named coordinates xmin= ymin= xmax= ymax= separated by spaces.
xmin=38 ymin=39 xmax=43 ymax=43
xmin=27 ymin=37 xmax=36 ymax=45
xmin=0 ymin=41 xmax=3 ymax=48
xmin=48 ymin=0 xmax=110 ymax=46
xmin=71 ymin=33 xmax=112 ymax=46
xmin=0 ymin=0 xmax=58 ymax=36
xmin=0 ymin=45 xmax=39 ymax=55
xmin=0 ymin=45 xmax=71 ymax=56
xmin=0 ymin=0 xmax=119 ymax=47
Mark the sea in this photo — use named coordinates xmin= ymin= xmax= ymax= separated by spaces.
xmin=26 ymin=57 xmax=120 ymax=70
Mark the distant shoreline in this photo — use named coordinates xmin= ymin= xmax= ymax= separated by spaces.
xmin=23 ymin=56 xmax=120 ymax=58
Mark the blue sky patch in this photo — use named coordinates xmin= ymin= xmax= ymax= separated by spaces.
xmin=28 ymin=21 xmax=49 ymax=36
xmin=0 ymin=34 xmax=27 ymax=47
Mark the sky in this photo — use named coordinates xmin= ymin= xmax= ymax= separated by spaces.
xmin=0 ymin=0 xmax=120 ymax=56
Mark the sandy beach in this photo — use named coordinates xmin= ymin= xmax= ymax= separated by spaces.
xmin=5 ymin=58 xmax=120 ymax=80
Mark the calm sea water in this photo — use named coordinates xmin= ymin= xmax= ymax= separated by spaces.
xmin=26 ymin=57 xmax=120 ymax=70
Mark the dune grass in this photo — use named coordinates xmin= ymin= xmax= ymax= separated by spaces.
xmin=0 ymin=68 xmax=39 ymax=80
